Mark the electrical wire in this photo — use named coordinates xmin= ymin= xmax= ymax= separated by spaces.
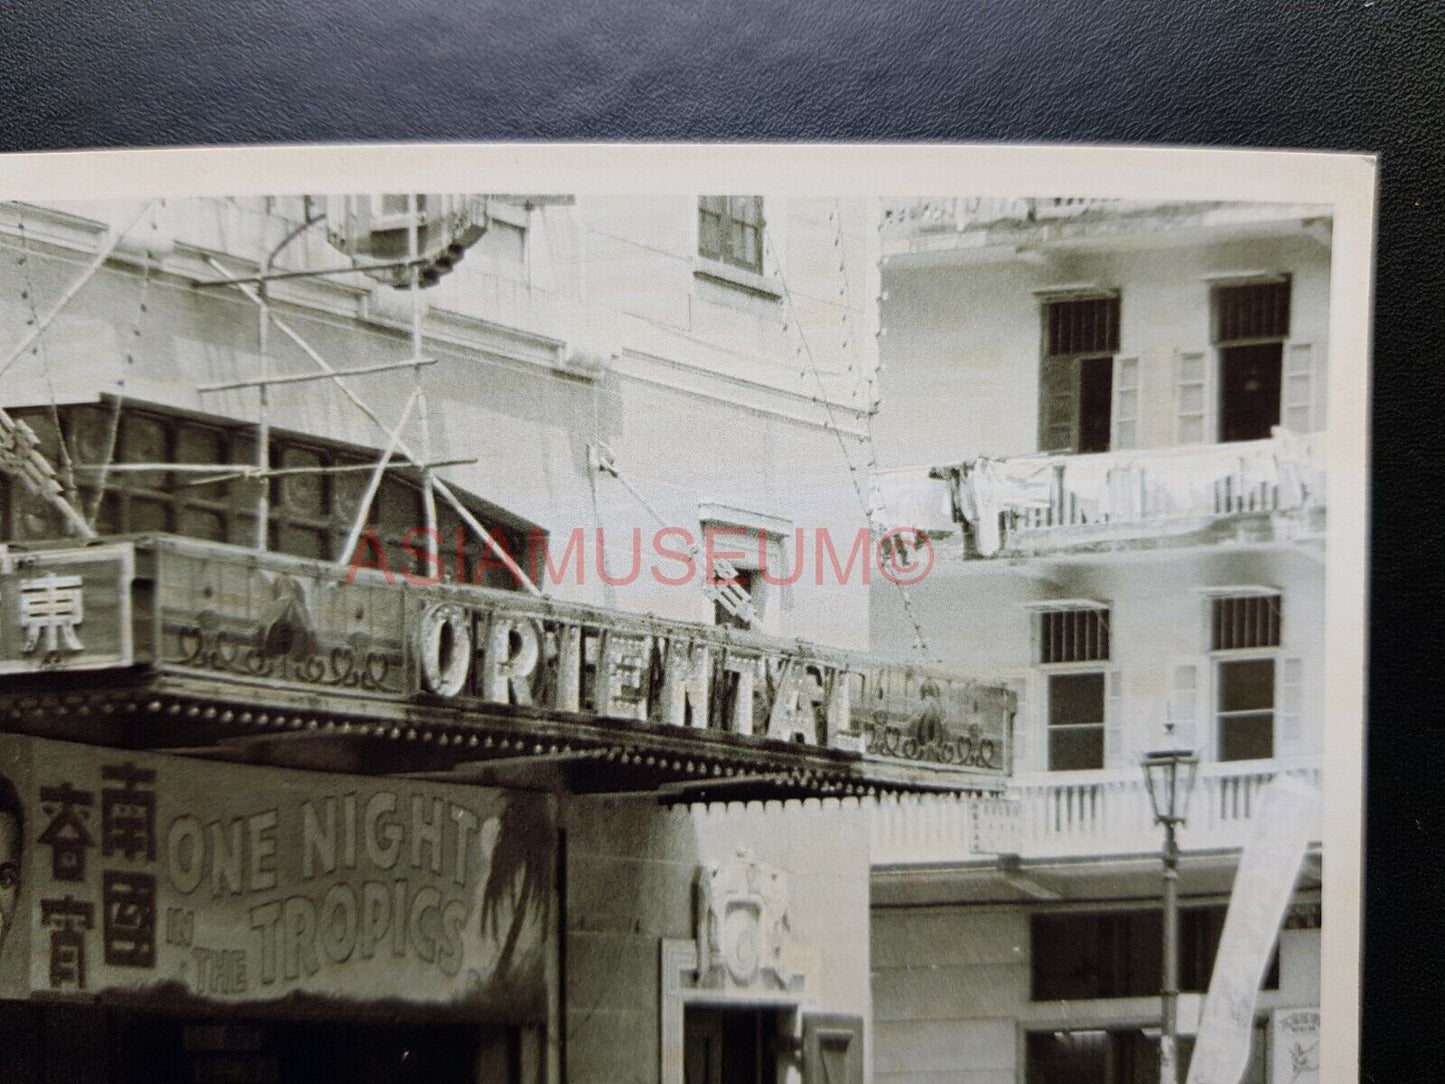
xmin=767 ymin=201 xmax=936 ymax=662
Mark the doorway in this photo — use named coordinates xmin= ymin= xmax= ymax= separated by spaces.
xmin=1219 ymin=342 xmax=1283 ymax=443
xmin=1077 ymin=357 xmax=1115 ymax=453
xmin=112 ymin=1012 xmax=517 ymax=1084
xmin=683 ymin=1007 xmax=781 ymax=1084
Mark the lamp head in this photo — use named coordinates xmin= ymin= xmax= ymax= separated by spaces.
xmin=1141 ymin=746 xmax=1199 ymax=826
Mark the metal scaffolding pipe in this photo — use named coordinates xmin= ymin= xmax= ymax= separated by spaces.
xmin=203 ymin=257 xmax=542 ymax=597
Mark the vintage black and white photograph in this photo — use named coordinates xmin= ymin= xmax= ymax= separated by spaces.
xmin=0 ymin=145 xmax=1372 ymax=1084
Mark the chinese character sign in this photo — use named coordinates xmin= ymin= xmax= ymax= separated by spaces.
xmin=0 ymin=546 xmax=133 ymax=674
xmin=3 ymin=734 xmax=553 ymax=1018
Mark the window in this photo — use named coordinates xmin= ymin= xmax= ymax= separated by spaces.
xmin=1040 ymin=607 xmax=1111 ymax=664
xmin=1048 ymin=297 xmax=1121 ymax=357
xmin=1036 ymin=605 xmax=1111 ymax=772
xmin=698 ymin=196 xmax=765 ymax=273
xmin=1210 ymin=592 xmax=1282 ymax=761
xmin=1211 ymin=593 xmax=1281 ymax=651
xmin=1048 ymin=673 xmax=1106 ymax=771
xmin=1217 ymin=659 xmax=1275 ymax=761
xmin=1213 ymin=279 xmax=1291 ymax=443
xmin=1039 ymin=296 xmax=1121 ymax=453
xmin=1031 ymin=906 xmax=1279 ymax=1001
xmin=1 ymin=401 xmax=537 ymax=590
xmin=1214 ymin=281 xmax=1291 ymax=343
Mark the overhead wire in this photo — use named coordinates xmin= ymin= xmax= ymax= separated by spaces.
xmin=87 ymin=200 xmax=162 ymax=527
xmin=767 ymin=200 xmax=936 ymax=662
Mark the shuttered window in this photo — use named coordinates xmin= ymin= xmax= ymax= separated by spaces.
xmin=1040 ymin=295 xmax=1121 ymax=453
xmin=1213 ymin=280 xmax=1291 ymax=343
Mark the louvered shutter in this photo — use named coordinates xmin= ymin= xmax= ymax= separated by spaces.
xmin=1040 ymin=355 xmax=1079 ymax=452
xmin=1175 ymin=349 xmax=1210 ymax=445
xmin=1169 ymin=660 xmax=1201 ymax=752
xmin=1104 ymin=668 xmax=1127 ymax=766
xmin=1277 ymin=656 xmax=1305 ymax=757
xmin=1112 ymin=356 xmax=1141 ymax=449
xmin=1282 ymin=343 xmax=1315 ymax=432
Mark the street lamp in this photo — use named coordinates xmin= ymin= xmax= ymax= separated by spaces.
xmin=1141 ymin=735 xmax=1199 ymax=1084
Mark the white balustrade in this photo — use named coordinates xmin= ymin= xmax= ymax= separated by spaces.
xmin=870 ymin=760 xmax=1322 ymax=866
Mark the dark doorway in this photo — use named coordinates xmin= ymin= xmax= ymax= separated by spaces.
xmin=1077 ymin=357 xmax=1114 ymax=453
xmin=110 ymin=1013 xmax=514 ymax=1084
xmin=1219 ymin=343 xmax=1283 ymax=443
xmin=684 ymin=1007 xmax=781 ymax=1084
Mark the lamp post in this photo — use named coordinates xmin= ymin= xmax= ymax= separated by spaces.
xmin=1141 ymin=735 xmax=1199 ymax=1084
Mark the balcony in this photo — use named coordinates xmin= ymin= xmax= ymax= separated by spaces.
xmin=881 ymin=430 xmax=1325 ymax=562
xmin=878 ymin=198 xmax=1329 ymax=260
xmin=870 ymin=759 xmax=1322 ymax=866
xmin=881 ymin=197 xmax=1158 ymax=234
xmin=0 ymin=534 xmax=1013 ymax=798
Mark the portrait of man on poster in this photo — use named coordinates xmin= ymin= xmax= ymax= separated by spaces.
xmin=0 ymin=774 xmax=22 ymax=956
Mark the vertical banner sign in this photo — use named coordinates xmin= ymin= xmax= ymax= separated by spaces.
xmin=6 ymin=735 xmax=553 ymax=1018
xmin=1186 ymin=774 xmax=1320 ymax=1084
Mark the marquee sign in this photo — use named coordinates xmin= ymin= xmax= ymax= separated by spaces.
xmin=0 ymin=733 xmax=553 ymax=1017
xmin=152 ymin=538 xmax=1011 ymax=778
xmin=1 ymin=536 xmax=1012 ymax=782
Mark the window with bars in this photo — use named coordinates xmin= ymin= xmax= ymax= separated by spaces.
xmin=698 ymin=196 xmax=765 ymax=273
xmin=1039 ymin=607 xmax=1111 ymax=664
xmin=1211 ymin=594 xmax=1282 ymax=651
xmin=1210 ymin=593 xmax=1283 ymax=761
xmin=1213 ymin=280 xmax=1291 ymax=344
xmin=1046 ymin=297 xmax=1120 ymax=357
xmin=0 ymin=402 xmax=537 ymax=590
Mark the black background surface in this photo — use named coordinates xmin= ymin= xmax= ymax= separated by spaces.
xmin=1 ymin=2 xmax=1441 ymax=1077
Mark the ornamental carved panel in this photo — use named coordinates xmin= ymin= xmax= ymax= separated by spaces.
xmin=694 ymin=846 xmax=797 ymax=992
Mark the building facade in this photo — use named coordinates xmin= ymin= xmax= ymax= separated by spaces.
xmin=0 ymin=193 xmax=1014 ymax=1084
xmin=867 ymin=198 xmax=1328 ymax=1084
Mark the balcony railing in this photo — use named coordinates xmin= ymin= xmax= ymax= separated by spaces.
xmin=880 ymin=430 xmax=1326 ymax=560
xmin=880 ymin=197 xmax=1184 ymax=235
xmin=870 ymin=759 xmax=1322 ymax=865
